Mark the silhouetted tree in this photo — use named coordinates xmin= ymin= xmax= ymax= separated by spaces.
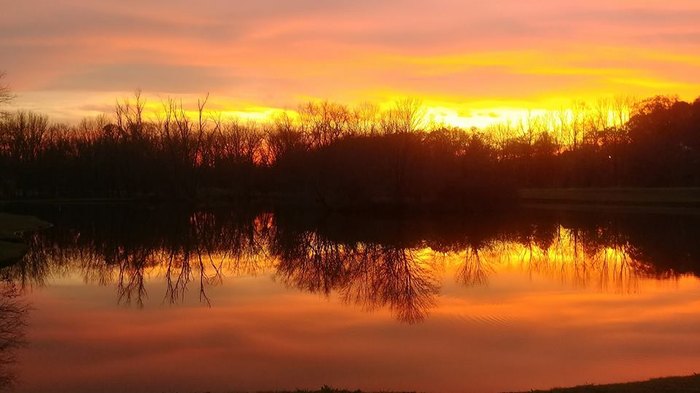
xmin=0 ymin=73 xmax=12 ymax=115
xmin=1 ymin=92 xmax=700 ymax=203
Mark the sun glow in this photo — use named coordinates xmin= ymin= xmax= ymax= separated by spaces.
xmin=4 ymin=0 xmax=700 ymax=130
xmin=101 ymin=92 xmax=642 ymax=134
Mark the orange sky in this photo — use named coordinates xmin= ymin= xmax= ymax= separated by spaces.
xmin=19 ymin=262 xmax=700 ymax=393
xmin=2 ymin=0 xmax=700 ymax=127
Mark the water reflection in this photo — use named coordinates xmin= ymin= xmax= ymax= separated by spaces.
xmin=4 ymin=206 xmax=700 ymax=324
xmin=452 ymin=227 xmax=652 ymax=293
xmin=0 ymin=281 xmax=27 ymax=389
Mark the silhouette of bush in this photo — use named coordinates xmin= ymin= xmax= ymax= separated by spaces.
xmin=1 ymin=93 xmax=699 ymax=206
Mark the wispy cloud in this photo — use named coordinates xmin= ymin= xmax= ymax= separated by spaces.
xmin=2 ymin=0 xmax=699 ymax=124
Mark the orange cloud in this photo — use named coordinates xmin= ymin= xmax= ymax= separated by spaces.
xmin=2 ymin=0 xmax=699 ymax=127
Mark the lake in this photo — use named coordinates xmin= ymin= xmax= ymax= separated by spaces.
xmin=1 ymin=205 xmax=699 ymax=393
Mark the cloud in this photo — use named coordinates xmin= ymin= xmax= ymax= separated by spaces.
xmin=1 ymin=0 xmax=699 ymax=123
xmin=45 ymin=63 xmax=238 ymax=93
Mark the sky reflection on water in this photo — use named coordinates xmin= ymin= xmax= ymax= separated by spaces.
xmin=2 ymin=206 xmax=699 ymax=393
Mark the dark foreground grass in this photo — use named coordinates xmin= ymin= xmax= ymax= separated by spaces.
xmin=513 ymin=374 xmax=700 ymax=393
xmin=244 ymin=375 xmax=700 ymax=393
xmin=255 ymin=388 xmax=414 ymax=393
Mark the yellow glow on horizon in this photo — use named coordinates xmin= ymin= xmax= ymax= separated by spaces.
xmin=14 ymin=83 xmax=693 ymax=131
xmin=106 ymin=94 xmax=626 ymax=130
xmin=10 ymin=41 xmax=700 ymax=130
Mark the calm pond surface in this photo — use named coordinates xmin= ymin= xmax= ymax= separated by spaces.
xmin=1 ymin=205 xmax=699 ymax=393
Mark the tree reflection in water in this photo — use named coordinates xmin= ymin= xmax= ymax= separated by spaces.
xmin=0 ymin=281 xmax=27 ymax=389
xmin=2 ymin=206 xmax=700 ymax=323
xmin=268 ymin=223 xmax=441 ymax=323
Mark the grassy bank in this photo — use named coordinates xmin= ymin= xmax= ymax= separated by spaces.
xmin=6 ymin=187 xmax=700 ymax=212
xmin=0 ymin=212 xmax=51 ymax=264
xmin=514 ymin=374 xmax=700 ymax=393
xmin=519 ymin=188 xmax=700 ymax=207
xmin=258 ymin=388 xmax=414 ymax=393
xmin=197 ymin=375 xmax=700 ymax=393
xmin=254 ymin=375 xmax=700 ymax=393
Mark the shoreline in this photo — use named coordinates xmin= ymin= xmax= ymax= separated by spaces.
xmin=182 ymin=374 xmax=700 ymax=393
xmin=511 ymin=374 xmax=700 ymax=393
xmin=3 ymin=187 xmax=700 ymax=214
xmin=0 ymin=212 xmax=52 ymax=264
xmin=519 ymin=187 xmax=700 ymax=207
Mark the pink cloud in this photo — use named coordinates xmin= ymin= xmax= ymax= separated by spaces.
xmin=2 ymin=0 xmax=699 ymax=121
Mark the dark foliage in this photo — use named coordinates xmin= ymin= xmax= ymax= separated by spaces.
xmin=1 ymin=94 xmax=699 ymax=207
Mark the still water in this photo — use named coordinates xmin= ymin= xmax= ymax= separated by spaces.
xmin=1 ymin=206 xmax=699 ymax=393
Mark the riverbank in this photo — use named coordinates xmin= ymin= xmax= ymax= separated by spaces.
xmin=4 ymin=187 xmax=700 ymax=210
xmin=0 ymin=212 xmax=51 ymax=264
xmin=259 ymin=388 xmax=413 ymax=393
xmin=513 ymin=374 xmax=700 ymax=392
xmin=258 ymin=375 xmax=700 ymax=393
xmin=519 ymin=188 xmax=700 ymax=207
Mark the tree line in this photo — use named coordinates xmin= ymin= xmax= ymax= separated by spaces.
xmin=1 ymin=79 xmax=699 ymax=207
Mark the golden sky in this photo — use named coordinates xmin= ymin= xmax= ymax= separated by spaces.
xmin=2 ymin=0 xmax=700 ymax=127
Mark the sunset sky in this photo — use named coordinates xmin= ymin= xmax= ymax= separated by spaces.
xmin=2 ymin=0 xmax=700 ymax=127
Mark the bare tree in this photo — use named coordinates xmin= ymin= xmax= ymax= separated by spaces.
xmin=115 ymin=90 xmax=147 ymax=140
xmin=352 ymin=101 xmax=380 ymax=135
xmin=0 ymin=73 xmax=14 ymax=119
xmin=612 ymin=95 xmax=636 ymax=129
xmin=381 ymin=97 xmax=426 ymax=134
xmin=2 ymin=111 xmax=49 ymax=161
xmin=0 ymin=73 xmax=11 ymax=104
xmin=298 ymin=100 xmax=352 ymax=147
xmin=570 ymin=100 xmax=588 ymax=150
